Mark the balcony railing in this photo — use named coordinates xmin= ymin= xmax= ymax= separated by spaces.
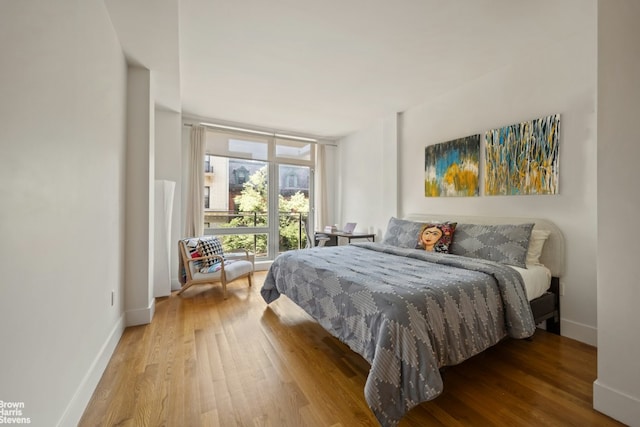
xmin=203 ymin=210 xmax=310 ymax=256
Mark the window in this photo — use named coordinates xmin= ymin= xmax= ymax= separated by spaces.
xmin=204 ymin=186 xmax=210 ymax=209
xmin=202 ymin=130 xmax=315 ymax=260
xmin=204 ymin=155 xmax=214 ymax=173
xmin=233 ymin=166 xmax=249 ymax=184
xmin=278 ymin=164 xmax=310 ymax=253
xmin=285 ymin=173 xmax=298 ymax=189
xmin=276 ymin=139 xmax=312 ymax=161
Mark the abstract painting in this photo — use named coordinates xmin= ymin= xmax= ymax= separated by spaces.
xmin=425 ymin=135 xmax=480 ymax=197
xmin=484 ymin=114 xmax=560 ymax=195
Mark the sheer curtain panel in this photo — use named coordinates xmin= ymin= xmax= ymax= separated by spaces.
xmin=315 ymin=143 xmax=329 ymax=231
xmin=185 ymin=126 xmax=205 ymax=237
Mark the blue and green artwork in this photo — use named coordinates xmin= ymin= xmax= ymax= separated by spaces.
xmin=424 ymin=135 xmax=480 ymax=197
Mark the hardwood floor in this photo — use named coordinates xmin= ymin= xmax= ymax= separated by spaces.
xmin=80 ymin=271 xmax=622 ymax=427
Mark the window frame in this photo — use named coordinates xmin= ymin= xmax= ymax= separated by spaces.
xmin=202 ymin=129 xmax=316 ymax=261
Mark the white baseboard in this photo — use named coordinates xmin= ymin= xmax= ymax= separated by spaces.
xmin=594 ymin=379 xmax=640 ymax=426
xmin=56 ymin=314 xmax=125 ymax=427
xmin=171 ymin=277 xmax=181 ymax=291
xmin=125 ymin=298 xmax=156 ymax=326
xmin=561 ymin=318 xmax=597 ymax=346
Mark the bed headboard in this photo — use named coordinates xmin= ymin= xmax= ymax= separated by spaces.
xmin=404 ymin=213 xmax=565 ymax=278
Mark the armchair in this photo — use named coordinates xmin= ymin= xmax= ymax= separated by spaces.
xmin=178 ymin=236 xmax=254 ymax=298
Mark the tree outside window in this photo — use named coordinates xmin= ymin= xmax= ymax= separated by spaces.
xmin=222 ymin=165 xmax=309 ymax=253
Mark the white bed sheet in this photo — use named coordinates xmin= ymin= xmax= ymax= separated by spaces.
xmin=510 ymin=264 xmax=552 ymax=301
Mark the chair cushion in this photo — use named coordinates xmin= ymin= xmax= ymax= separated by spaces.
xmin=222 ymin=260 xmax=254 ymax=281
xmin=192 ymin=260 xmax=253 ymax=282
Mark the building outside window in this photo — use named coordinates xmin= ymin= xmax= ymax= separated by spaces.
xmin=204 ymin=186 xmax=210 ymax=209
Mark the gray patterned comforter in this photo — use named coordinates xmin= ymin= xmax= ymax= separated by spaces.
xmin=261 ymin=243 xmax=535 ymax=427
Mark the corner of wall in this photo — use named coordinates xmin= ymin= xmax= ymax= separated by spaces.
xmin=561 ymin=318 xmax=597 ymax=346
xmin=56 ymin=314 xmax=126 ymax=427
xmin=593 ymin=380 xmax=640 ymax=426
xmin=125 ymin=298 xmax=156 ymax=327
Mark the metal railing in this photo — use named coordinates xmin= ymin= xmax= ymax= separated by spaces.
xmin=203 ymin=210 xmax=310 ymax=255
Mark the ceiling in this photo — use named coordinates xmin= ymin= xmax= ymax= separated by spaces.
xmin=105 ymin=0 xmax=584 ymax=139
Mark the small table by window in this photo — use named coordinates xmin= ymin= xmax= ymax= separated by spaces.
xmin=315 ymin=231 xmax=375 ymax=246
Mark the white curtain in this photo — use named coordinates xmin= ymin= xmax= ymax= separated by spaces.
xmin=315 ymin=143 xmax=329 ymax=231
xmin=185 ymin=126 xmax=205 ymax=237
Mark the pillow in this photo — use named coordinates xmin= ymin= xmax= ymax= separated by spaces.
xmin=196 ymin=237 xmax=225 ymax=273
xmin=183 ymin=238 xmax=203 ymax=271
xmin=526 ymin=229 xmax=551 ymax=266
xmin=450 ymin=223 xmax=534 ymax=268
xmin=382 ymin=217 xmax=425 ymax=248
xmin=415 ymin=222 xmax=457 ymax=253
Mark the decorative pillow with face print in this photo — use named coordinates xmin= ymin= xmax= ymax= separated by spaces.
xmin=415 ymin=222 xmax=457 ymax=253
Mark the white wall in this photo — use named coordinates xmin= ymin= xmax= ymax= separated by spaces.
xmin=594 ymin=1 xmax=640 ymax=424
xmin=155 ymin=109 xmax=182 ymax=290
xmin=124 ymin=67 xmax=156 ymax=326
xmin=0 ymin=1 xmax=127 ymax=425
xmin=338 ymin=4 xmax=598 ymax=345
xmin=338 ymin=114 xmax=398 ymax=237
xmin=324 ymin=144 xmax=339 ymax=226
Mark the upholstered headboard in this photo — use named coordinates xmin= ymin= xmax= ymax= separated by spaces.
xmin=404 ymin=213 xmax=565 ymax=278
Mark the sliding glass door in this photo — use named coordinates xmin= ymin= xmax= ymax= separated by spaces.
xmin=278 ymin=164 xmax=311 ymax=253
xmin=202 ymin=129 xmax=314 ymax=261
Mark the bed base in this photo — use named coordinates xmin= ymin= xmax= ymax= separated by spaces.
xmin=530 ymin=276 xmax=560 ymax=334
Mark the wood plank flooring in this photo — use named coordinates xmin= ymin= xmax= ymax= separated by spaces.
xmin=80 ymin=271 xmax=623 ymax=427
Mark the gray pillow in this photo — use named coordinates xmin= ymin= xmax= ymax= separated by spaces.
xmin=450 ymin=223 xmax=534 ymax=268
xmin=382 ymin=217 xmax=424 ymax=248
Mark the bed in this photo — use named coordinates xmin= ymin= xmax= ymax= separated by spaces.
xmin=261 ymin=214 xmax=564 ymax=427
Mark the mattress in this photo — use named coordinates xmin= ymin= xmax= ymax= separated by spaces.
xmin=510 ymin=264 xmax=552 ymax=301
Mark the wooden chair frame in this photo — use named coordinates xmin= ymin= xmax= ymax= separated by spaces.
xmin=178 ymin=241 xmax=253 ymax=298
